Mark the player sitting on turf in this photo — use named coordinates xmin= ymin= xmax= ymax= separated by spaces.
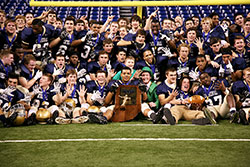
xmin=28 ymin=73 xmax=60 ymax=124
xmin=53 ymin=69 xmax=88 ymax=124
xmin=0 ymin=73 xmax=31 ymax=127
xmin=195 ymin=72 xmax=238 ymax=124
xmin=231 ymin=67 xmax=250 ymax=125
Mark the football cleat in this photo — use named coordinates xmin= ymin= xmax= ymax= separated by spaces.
xmin=150 ymin=107 xmax=164 ymax=124
xmin=192 ymin=118 xmax=212 ymax=125
xmin=239 ymin=109 xmax=249 ymax=125
xmin=55 ymin=117 xmax=71 ymax=124
xmin=88 ymin=114 xmax=108 ymax=124
xmin=163 ymin=108 xmax=176 ymax=125
xmin=25 ymin=113 xmax=37 ymax=126
xmin=229 ymin=111 xmax=239 ymax=124
xmin=71 ymin=116 xmax=89 ymax=124
xmin=47 ymin=110 xmax=59 ymax=124
xmin=203 ymin=108 xmax=217 ymax=124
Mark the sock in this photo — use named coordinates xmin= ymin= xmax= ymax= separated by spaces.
xmin=230 ymin=108 xmax=236 ymax=113
xmin=147 ymin=110 xmax=154 ymax=118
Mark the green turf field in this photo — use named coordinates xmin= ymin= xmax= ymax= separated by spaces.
xmin=1 ymin=120 xmax=250 ymax=167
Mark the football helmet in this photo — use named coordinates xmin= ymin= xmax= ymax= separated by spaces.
xmin=87 ymin=106 xmax=101 ymax=113
xmin=9 ymin=103 xmax=26 ymax=126
xmin=61 ymin=98 xmax=76 ymax=118
xmin=36 ymin=108 xmax=51 ymax=124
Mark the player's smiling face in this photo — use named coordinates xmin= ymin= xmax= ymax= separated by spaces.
xmin=166 ymin=71 xmax=177 ymax=84
xmin=243 ymin=70 xmax=250 ymax=84
xmin=200 ymin=73 xmax=211 ymax=87
xmin=141 ymin=72 xmax=151 ymax=84
xmin=181 ymin=78 xmax=190 ymax=92
xmin=121 ymin=69 xmax=131 ymax=82
xmin=119 ymin=27 xmax=127 ymax=38
xmin=135 ymin=34 xmax=145 ymax=44
xmin=143 ymin=50 xmax=153 ymax=64
xmin=96 ymin=72 xmax=106 ymax=84
xmin=6 ymin=22 xmax=16 ymax=34
xmin=151 ymin=22 xmax=160 ymax=35
xmin=234 ymin=39 xmax=245 ymax=51
xmin=91 ymin=24 xmax=99 ymax=34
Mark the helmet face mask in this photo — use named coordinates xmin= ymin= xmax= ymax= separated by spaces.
xmin=8 ymin=103 xmax=26 ymax=126
xmin=61 ymin=99 xmax=76 ymax=118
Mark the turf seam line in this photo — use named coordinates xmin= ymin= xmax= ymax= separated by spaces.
xmin=1 ymin=138 xmax=250 ymax=143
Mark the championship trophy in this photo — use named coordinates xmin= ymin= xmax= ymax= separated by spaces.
xmin=111 ymin=85 xmax=141 ymax=122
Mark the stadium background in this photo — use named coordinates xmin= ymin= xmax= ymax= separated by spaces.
xmin=1 ymin=0 xmax=249 ymax=23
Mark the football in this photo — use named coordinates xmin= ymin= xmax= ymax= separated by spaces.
xmin=188 ymin=95 xmax=205 ymax=104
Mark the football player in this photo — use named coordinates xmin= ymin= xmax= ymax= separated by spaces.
xmin=43 ymin=54 xmax=72 ymax=84
xmin=0 ymin=73 xmax=32 ymax=127
xmin=53 ymin=69 xmax=88 ymax=124
xmin=19 ymin=54 xmax=43 ymax=90
xmin=233 ymin=36 xmax=250 ymax=67
xmin=167 ymin=43 xmax=194 ymax=80
xmin=0 ymin=19 xmax=19 ymax=50
xmin=49 ymin=16 xmax=77 ymax=60
xmin=144 ymin=11 xmax=176 ymax=63
xmin=189 ymin=54 xmax=218 ymax=82
xmin=215 ymin=47 xmax=246 ymax=84
xmin=156 ymin=76 xmax=216 ymax=125
xmin=117 ymin=29 xmax=150 ymax=61
xmin=100 ymin=16 xmax=119 ymax=41
xmin=111 ymin=48 xmax=126 ymax=73
xmin=67 ymin=51 xmax=90 ymax=84
xmin=87 ymin=50 xmax=114 ymax=81
xmin=135 ymin=50 xmax=160 ymax=82
xmin=71 ymin=20 xmax=102 ymax=62
xmin=231 ymin=67 xmax=250 ymax=125
xmin=195 ymin=72 xmax=238 ymax=123
xmin=0 ymin=50 xmax=14 ymax=89
xmin=28 ymin=73 xmax=59 ymax=124
xmin=21 ymin=19 xmax=56 ymax=65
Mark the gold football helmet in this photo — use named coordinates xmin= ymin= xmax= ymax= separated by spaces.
xmin=87 ymin=106 xmax=101 ymax=113
xmin=9 ymin=103 xmax=26 ymax=126
xmin=36 ymin=108 xmax=51 ymax=124
xmin=61 ymin=98 xmax=76 ymax=118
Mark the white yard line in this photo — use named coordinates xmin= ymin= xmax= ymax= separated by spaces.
xmin=1 ymin=138 xmax=250 ymax=143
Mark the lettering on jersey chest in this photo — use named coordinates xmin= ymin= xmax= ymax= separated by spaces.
xmin=0 ymin=72 xmax=6 ymax=79
xmin=63 ymin=39 xmax=71 ymax=45
xmin=38 ymin=37 xmax=48 ymax=44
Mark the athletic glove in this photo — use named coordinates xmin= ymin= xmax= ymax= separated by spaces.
xmin=138 ymin=83 xmax=147 ymax=92
xmin=59 ymin=29 xmax=69 ymax=40
xmin=110 ymin=82 xmax=119 ymax=93
xmin=34 ymin=70 xmax=43 ymax=80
